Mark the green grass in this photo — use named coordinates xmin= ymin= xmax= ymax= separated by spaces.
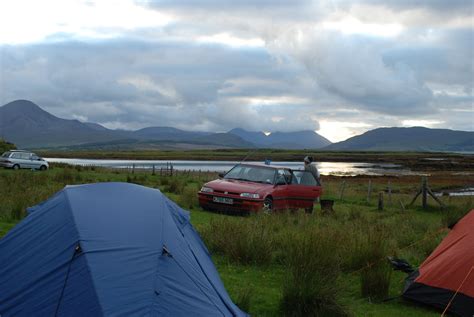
xmin=0 ymin=164 xmax=472 ymax=316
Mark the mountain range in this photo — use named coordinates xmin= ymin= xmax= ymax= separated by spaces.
xmin=0 ymin=100 xmax=472 ymax=152
xmin=0 ymin=100 xmax=328 ymax=150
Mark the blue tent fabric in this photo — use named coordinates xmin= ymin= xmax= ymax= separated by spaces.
xmin=0 ymin=182 xmax=246 ymax=317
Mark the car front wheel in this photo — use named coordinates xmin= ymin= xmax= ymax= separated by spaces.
xmin=12 ymin=164 xmax=20 ymax=170
xmin=39 ymin=165 xmax=47 ymax=171
xmin=263 ymin=197 xmax=273 ymax=214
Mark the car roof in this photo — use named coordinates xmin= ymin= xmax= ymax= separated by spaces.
xmin=10 ymin=150 xmax=32 ymax=152
xmin=240 ymin=162 xmax=293 ymax=170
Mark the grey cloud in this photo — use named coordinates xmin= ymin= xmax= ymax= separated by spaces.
xmin=271 ymin=30 xmax=434 ymax=115
xmin=0 ymin=39 xmax=320 ymax=132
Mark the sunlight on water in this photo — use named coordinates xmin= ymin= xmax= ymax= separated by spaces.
xmin=46 ymin=158 xmax=420 ymax=176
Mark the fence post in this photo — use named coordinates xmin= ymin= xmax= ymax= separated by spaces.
xmin=367 ymin=180 xmax=372 ymax=204
xmin=132 ymin=164 xmax=135 ymax=174
xmin=422 ymin=176 xmax=427 ymax=209
xmin=378 ymin=192 xmax=384 ymax=211
xmin=339 ymin=180 xmax=346 ymax=200
xmin=170 ymin=164 xmax=173 ymax=176
xmin=388 ymin=181 xmax=392 ymax=206
xmin=152 ymin=164 xmax=155 ymax=176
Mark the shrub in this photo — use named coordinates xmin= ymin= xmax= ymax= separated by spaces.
xmin=178 ymin=185 xmax=199 ymax=210
xmin=10 ymin=203 xmax=26 ymax=221
xmin=200 ymin=216 xmax=274 ymax=266
xmin=280 ymin=229 xmax=349 ymax=317
xmin=54 ymin=168 xmax=75 ymax=184
xmin=349 ymin=225 xmax=392 ymax=301
xmin=168 ymin=178 xmax=184 ymax=194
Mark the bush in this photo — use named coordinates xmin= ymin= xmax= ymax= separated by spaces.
xmin=54 ymin=168 xmax=75 ymax=184
xmin=10 ymin=203 xmax=26 ymax=221
xmin=178 ymin=185 xmax=199 ymax=209
xmin=349 ymin=225 xmax=392 ymax=301
xmin=168 ymin=178 xmax=184 ymax=194
xmin=280 ymin=229 xmax=349 ymax=317
xmin=201 ymin=216 xmax=274 ymax=265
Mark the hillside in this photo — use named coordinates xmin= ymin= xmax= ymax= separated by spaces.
xmin=229 ymin=128 xmax=331 ymax=149
xmin=0 ymin=100 xmax=128 ymax=148
xmin=325 ymin=127 xmax=474 ymax=152
xmin=0 ymin=100 xmax=253 ymax=149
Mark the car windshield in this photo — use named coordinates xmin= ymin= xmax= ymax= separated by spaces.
xmin=224 ymin=165 xmax=276 ymax=184
xmin=1 ymin=151 xmax=11 ymax=158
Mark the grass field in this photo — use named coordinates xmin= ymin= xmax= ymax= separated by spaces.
xmin=0 ymin=164 xmax=472 ymax=316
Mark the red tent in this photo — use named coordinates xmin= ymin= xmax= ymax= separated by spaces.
xmin=403 ymin=209 xmax=474 ymax=317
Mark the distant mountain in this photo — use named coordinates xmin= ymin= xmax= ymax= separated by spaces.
xmin=0 ymin=100 xmax=128 ymax=148
xmin=325 ymin=127 xmax=474 ymax=152
xmin=229 ymin=128 xmax=332 ymax=149
xmin=0 ymin=100 xmax=253 ymax=149
xmin=133 ymin=126 xmax=211 ymax=141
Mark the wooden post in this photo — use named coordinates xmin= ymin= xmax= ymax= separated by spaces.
xmin=427 ymin=187 xmax=446 ymax=208
xmin=367 ymin=180 xmax=372 ymax=204
xmin=399 ymin=200 xmax=406 ymax=212
xmin=152 ymin=164 xmax=155 ymax=176
xmin=388 ymin=181 xmax=392 ymax=206
xmin=339 ymin=180 xmax=346 ymax=200
xmin=170 ymin=164 xmax=173 ymax=176
xmin=378 ymin=192 xmax=384 ymax=211
xmin=132 ymin=164 xmax=135 ymax=174
xmin=422 ymin=176 xmax=427 ymax=209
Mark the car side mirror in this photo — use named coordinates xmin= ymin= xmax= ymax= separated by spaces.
xmin=218 ymin=173 xmax=225 ymax=178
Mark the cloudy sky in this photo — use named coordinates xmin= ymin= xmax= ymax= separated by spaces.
xmin=0 ymin=0 xmax=472 ymax=142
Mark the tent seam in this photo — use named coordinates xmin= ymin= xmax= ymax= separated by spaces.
xmin=63 ymin=188 xmax=105 ymax=316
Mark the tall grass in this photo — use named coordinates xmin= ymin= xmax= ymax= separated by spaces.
xmin=280 ymin=228 xmax=349 ymax=317
xmin=348 ymin=224 xmax=393 ymax=301
xmin=201 ymin=216 xmax=274 ymax=265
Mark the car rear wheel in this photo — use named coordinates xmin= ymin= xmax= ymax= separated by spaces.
xmin=40 ymin=165 xmax=47 ymax=171
xmin=263 ymin=197 xmax=273 ymax=214
xmin=12 ymin=164 xmax=20 ymax=170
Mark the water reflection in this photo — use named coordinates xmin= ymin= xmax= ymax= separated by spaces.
xmin=46 ymin=158 xmax=418 ymax=176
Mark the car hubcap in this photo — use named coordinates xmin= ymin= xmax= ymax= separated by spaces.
xmin=263 ymin=200 xmax=272 ymax=214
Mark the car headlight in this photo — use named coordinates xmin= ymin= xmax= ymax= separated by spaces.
xmin=200 ymin=187 xmax=214 ymax=193
xmin=240 ymin=193 xmax=260 ymax=199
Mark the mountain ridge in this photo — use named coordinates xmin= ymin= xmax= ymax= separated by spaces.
xmin=0 ymin=100 xmax=329 ymax=150
xmin=324 ymin=127 xmax=474 ymax=152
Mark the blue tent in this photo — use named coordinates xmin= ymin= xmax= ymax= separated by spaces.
xmin=0 ymin=182 xmax=246 ymax=316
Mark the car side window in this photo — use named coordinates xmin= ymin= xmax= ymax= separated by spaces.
xmin=11 ymin=153 xmax=20 ymax=159
xmin=292 ymin=171 xmax=317 ymax=186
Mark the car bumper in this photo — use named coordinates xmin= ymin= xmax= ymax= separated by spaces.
xmin=198 ymin=192 xmax=263 ymax=213
xmin=0 ymin=162 xmax=14 ymax=168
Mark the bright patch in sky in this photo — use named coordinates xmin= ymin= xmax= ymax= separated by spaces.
xmin=402 ymin=120 xmax=444 ymax=127
xmin=197 ymin=33 xmax=265 ymax=48
xmin=0 ymin=0 xmax=174 ymax=44
xmin=317 ymin=120 xmax=372 ymax=143
xmin=323 ymin=17 xmax=403 ymax=37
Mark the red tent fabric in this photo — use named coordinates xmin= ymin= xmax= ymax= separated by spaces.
xmin=403 ymin=209 xmax=474 ymax=317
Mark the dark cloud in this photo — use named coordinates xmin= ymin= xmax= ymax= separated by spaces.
xmin=0 ymin=0 xmax=472 ymax=138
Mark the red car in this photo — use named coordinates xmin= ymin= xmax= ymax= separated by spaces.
xmin=198 ymin=163 xmax=322 ymax=213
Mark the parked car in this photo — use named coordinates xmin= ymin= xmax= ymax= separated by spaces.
xmin=0 ymin=150 xmax=49 ymax=170
xmin=198 ymin=163 xmax=322 ymax=214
